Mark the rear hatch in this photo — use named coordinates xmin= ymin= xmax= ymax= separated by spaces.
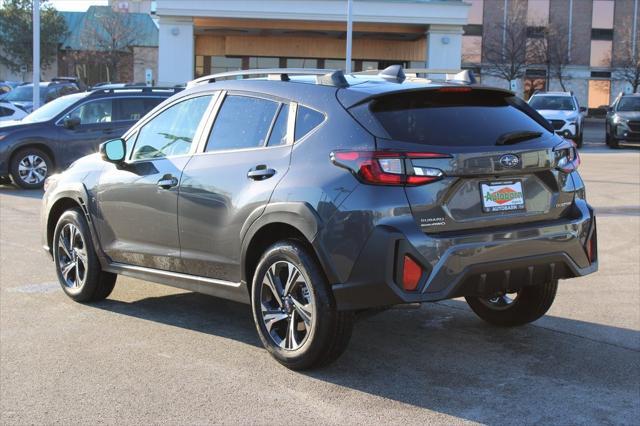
xmin=347 ymin=87 xmax=577 ymax=233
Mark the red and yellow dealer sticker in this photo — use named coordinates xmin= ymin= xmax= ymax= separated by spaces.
xmin=481 ymin=181 xmax=525 ymax=212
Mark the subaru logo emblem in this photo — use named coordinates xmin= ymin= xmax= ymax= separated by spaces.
xmin=499 ymin=154 xmax=520 ymax=168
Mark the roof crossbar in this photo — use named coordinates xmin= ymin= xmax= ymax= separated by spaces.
xmin=187 ymin=68 xmax=349 ymax=88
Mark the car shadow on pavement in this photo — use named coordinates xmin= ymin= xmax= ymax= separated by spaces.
xmin=91 ymin=291 xmax=639 ymax=423
xmin=94 ymin=292 xmax=262 ymax=348
xmin=0 ymin=186 xmax=44 ymax=199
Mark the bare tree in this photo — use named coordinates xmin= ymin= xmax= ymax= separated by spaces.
xmin=614 ymin=45 xmax=640 ymax=93
xmin=76 ymin=8 xmax=143 ymax=82
xmin=482 ymin=8 xmax=530 ymax=85
xmin=529 ymin=24 xmax=571 ymax=91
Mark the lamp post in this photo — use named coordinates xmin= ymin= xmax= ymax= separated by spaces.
xmin=345 ymin=0 xmax=353 ymax=73
xmin=32 ymin=0 xmax=40 ymax=110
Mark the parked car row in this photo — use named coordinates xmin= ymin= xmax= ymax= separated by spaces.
xmin=0 ymin=86 xmax=181 ymax=188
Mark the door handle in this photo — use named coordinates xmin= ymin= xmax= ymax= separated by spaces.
xmin=247 ymin=166 xmax=276 ymax=181
xmin=157 ymin=175 xmax=178 ymax=189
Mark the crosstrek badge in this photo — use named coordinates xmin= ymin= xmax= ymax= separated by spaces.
xmin=481 ymin=181 xmax=525 ymax=212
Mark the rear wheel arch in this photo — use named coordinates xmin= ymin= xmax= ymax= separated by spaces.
xmin=243 ymin=222 xmax=318 ymax=294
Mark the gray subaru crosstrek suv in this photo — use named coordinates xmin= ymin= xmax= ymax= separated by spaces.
xmin=41 ymin=67 xmax=598 ymax=370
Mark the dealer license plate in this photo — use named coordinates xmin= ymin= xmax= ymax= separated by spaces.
xmin=480 ymin=181 xmax=525 ymax=213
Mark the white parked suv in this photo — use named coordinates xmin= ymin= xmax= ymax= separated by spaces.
xmin=528 ymin=92 xmax=586 ymax=147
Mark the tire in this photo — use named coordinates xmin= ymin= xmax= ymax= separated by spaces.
xmin=10 ymin=147 xmax=52 ymax=189
xmin=575 ymin=129 xmax=583 ymax=148
xmin=0 ymin=176 xmax=12 ymax=185
xmin=609 ymin=137 xmax=620 ymax=149
xmin=465 ymin=280 xmax=558 ymax=327
xmin=53 ymin=208 xmax=116 ymax=302
xmin=251 ymin=240 xmax=354 ymax=370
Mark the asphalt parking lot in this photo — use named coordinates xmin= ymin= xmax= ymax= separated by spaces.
xmin=1 ymin=121 xmax=639 ymax=424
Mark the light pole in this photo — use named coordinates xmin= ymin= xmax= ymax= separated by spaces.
xmin=345 ymin=0 xmax=353 ymax=73
xmin=32 ymin=0 xmax=40 ymax=110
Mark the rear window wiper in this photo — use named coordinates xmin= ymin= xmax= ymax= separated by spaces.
xmin=496 ymin=131 xmax=543 ymax=146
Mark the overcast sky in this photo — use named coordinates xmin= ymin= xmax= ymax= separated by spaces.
xmin=49 ymin=0 xmax=108 ymax=12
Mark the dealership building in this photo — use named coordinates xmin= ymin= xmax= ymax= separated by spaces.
xmin=154 ymin=0 xmax=470 ymax=85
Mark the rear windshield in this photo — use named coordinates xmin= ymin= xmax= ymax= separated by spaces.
xmin=369 ymin=90 xmax=551 ymax=147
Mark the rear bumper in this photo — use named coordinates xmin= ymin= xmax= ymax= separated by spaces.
xmin=332 ymin=201 xmax=597 ymax=311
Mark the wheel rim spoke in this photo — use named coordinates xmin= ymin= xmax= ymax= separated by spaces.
xmin=290 ymin=296 xmax=312 ymax=327
xmin=283 ymin=263 xmax=300 ymax=296
xmin=263 ymin=266 xmax=284 ymax=307
xmin=60 ymin=261 xmax=75 ymax=281
xmin=285 ymin=311 xmax=298 ymax=350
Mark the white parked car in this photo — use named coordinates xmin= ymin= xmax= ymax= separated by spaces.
xmin=528 ymin=92 xmax=586 ymax=147
xmin=0 ymin=101 xmax=27 ymax=122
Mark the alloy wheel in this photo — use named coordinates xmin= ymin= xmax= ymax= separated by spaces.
xmin=18 ymin=154 xmax=47 ymax=185
xmin=480 ymin=291 xmax=519 ymax=310
xmin=259 ymin=261 xmax=315 ymax=351
xmin=57 ymin=223 xmax=88 ymax=289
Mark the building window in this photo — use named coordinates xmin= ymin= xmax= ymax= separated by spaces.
xmin=592 ymin=0 xmax=614 ymax=29
xmin=286 ymin=58 xmax=318 ymax=68
xmin=361 ymin=61 xmax=379 ymax=71
xmin=462 ymin=35 xmax=482 ymax=64
xmin=591 ymin=28 xmax=614 ymax=41
xmin=467 ymin=0 xmax=483 ymax=25
xmin=324 ymin=59 xmax=355 ymax=70
xmin=195 ymin=56 xmax=204 ymax=77
xmin=248 ymin=57 xmax=279 ymax=69
xmin=211 ymin=56 xmax=242 ymax=75
xmin=590 ymin=40 xmax=612 ymax=67
xmin=588 ymin=80 xmax=611 ymax=108
xmin=527 ymin=0 xmax=549 ymax=26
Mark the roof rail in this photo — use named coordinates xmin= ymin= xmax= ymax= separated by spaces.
xmin=186 ymin=68 xmax=349 ymax=88
xmin=88 ymin=86 xmax=183 ymax=95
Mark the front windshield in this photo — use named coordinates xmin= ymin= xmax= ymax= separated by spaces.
xmin=21 ymin=93 xmax=87 ymax=123
xmin=529 ymin=96 xmax=576 ymax=111
xmin=2 ymin=85 xmax=45 ymax=102
xmin=616 ymin=97 xmax=640 ymax=112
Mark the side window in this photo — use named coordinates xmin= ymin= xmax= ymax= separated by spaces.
xmin=131 ymin=95 xmax=212 ymax=160
xmin=206 ymin=95 xmax=279 ymax=152
xmin=295 ymin=106 xmax=325 ymax=141
xmin=0 ymin=106 xmax=12 ymax=117
xmin=113 ymin=97 xmax=162 ymax=122
xmin=45 ymin=87 xmax=59 ymax=102
xmin=266 ymin=104 xmax=289 ymax=146
xmin=66 ymin=99 xmax=113 ymax=124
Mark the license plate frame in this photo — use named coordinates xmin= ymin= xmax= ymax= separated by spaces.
xmin=480 ymin=180 xmax=526 ymax=213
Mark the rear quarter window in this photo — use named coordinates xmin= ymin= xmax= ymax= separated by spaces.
xmin=369 ymin=90 xmax=552 ymax=147
xmin=295 ymin=106 xmax=324 ymax=141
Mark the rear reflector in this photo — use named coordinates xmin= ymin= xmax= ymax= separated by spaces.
xmin=402 ymin=255 xmax=422 ymax=291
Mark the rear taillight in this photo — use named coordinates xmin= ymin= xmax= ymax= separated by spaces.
xmin=330 ymin=150 xmax=450 ymax=186
xmin=554 ymin=141 xmax=580 ymax=173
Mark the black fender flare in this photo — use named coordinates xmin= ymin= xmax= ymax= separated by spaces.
xmin=239 ymin=201 xmax=339 ymax=285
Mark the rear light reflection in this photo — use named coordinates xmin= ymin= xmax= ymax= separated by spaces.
xmin=331 ymin=150 xmax=450 ymax=186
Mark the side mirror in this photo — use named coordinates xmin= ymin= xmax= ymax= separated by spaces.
xmin=606 ymin=106 xmax=613 ymax=112
xmin=579 ymin=106 xmax=587 ymax=113
xmin=100 ymin=138 xmax=126 ymax=164
xmin=63 ymin=117 xmax=81 ymax=129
